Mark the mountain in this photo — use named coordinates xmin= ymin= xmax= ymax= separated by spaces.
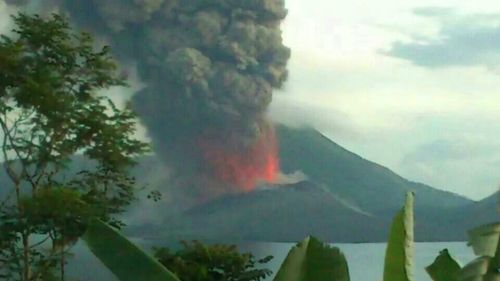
xmin=0 ymin=125 xmax=496 ymax=242
xmin=124 ymin=125 xmax=497 ymax=242
xmin=450 ymin=191 xmax=499 ymax=229
xmin=276 ymin=125 xmax=471 ymax=215
xmin=162 ymin=181 xmax=390 ymax=243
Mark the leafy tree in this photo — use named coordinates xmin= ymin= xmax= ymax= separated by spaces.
xmin=0 ymin=13 xmax=149 ymax=280
xmin=154 ymin=241 xmax=273 ymax=281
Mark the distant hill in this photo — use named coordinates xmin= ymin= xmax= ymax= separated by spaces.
xmin=124 ymin=126 xmax=497 ymax=242
xmin=450 ymin=191 xmax=499 ymax=230
xmin=0 ymin=125 xmax=496 ymax=242
xmin=276 ymin=125 xmax=471 ymax=215
xmin=167 ymin=181 xmax=389 ymax=243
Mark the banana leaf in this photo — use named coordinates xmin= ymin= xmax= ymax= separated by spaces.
xmin=383 ymin=192 xmax=415 ymax=281
xmin=273 ymin=236 xmax=350 ymax=281
xmin=82 ymin=219 xmax=180 ymax=281
xmin=426 ymin=249 xmax=461 ymax=281
xmin=458 ymin=222 xmax=500 ymax=281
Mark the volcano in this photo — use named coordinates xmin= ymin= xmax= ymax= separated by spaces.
xmin=200 ymin=125 xmax=279 ymax=191
xmin=121 ymin=125 xmax=498 ymax=242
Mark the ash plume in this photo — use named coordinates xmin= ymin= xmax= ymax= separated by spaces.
xmin=6 ymin=0 xmax=290 ymax=197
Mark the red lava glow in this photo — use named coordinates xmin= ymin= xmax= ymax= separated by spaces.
xmin=200 ymin=126 xmax=279 ymax=192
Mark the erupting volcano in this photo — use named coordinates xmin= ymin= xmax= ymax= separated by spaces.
xmin=17 ymin=0 xmax=291 ymax=199
xmin=201 ymin=125 xmax=279 ymax=191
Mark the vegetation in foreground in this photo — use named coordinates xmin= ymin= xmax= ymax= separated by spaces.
xmin=85 ymin=192 xmax=499 ymax=281
xmin=154 ymin=241 xmax=273 ymax=281
xmin=0 ymin=13 xmax=148 ymax=280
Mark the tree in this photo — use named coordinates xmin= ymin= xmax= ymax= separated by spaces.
xmin=0 ymin=13 xmax=149 ymax=280
xmin=154 ymin=240 xmax=273 ymax=281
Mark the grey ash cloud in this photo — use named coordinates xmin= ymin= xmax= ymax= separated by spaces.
xmin=4 ymin=0 xmax=291 ymax=199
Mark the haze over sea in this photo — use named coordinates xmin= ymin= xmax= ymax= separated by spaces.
xmin=69 ymin=241 xmax=475 ymax=281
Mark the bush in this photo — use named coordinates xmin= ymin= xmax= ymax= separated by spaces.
xmin=154 ymin=240 xmax=273 ymax=281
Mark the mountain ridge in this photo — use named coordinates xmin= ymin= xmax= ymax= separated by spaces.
xmin=276 ymin=125 xmax=472 ymax=214
xmin=124 ymin=125 xmax=497 ymax=242
xmin=0 ymin=126 xmax=495 ymax=242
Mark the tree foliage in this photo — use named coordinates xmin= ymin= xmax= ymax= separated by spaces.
xmin=154 ymin=240 xmax=273 ymax=281
xmin=0 ymin=13 xmax=148 ymax=280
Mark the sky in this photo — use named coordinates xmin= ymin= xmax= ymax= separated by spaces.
xmin=0 ymin=1 xmax=499 ymax=200
xmin=270 ymin=0 xmax=500 ymax=200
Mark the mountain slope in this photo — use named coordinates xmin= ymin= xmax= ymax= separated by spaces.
xmin=125 ymin=126 xmax=494 ymax=242
xmin=0 ymin=126 xmax=494 ymax=242
xmin=146 ymin=181 xmax=390 ymax=242
xmin=451 ymin=191 xmax=499 ymax=229
xmin=276 ymin=125 xmax=472 ymax=215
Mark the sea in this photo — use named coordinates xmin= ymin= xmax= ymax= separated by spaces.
xmin=67 ymin=240 xmax=476 ymax=281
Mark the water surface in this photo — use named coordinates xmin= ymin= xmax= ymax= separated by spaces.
xmin=68 ymin=241 xmax=475 ymax=281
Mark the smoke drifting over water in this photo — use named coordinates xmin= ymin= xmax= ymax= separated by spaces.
xmin=6 ymin=0 xmax=291 ymax=197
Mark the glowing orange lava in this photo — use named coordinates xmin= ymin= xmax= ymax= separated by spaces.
xmin=200 ymin=126 xmax=279 ymax=191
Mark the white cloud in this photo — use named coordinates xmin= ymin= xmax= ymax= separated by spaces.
xmin=399 ymin=136 xmax=500 ymax=199
xmin=385 ymin=8 xmax=500 ymax=70
xmin=272 ymin=0 xmax=500 ymax=200
xmin=0 ymin=1 xmax=17 ymax=35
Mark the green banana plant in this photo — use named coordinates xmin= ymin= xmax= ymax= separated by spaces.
xmin=383 ymin=192 xmax=415 ymax=281
xmin=458 ymin=223 xmax=499 ymax=281
xmin=272 ymin=192 xmax=416 ymax=281
xmin=425 ymin=223 xmax=499 ymax=281
xmin=82 ymin=219 xmax=180 ymax=281
xmin=81 ymin=190 xmax=497 ymax=281
xmin=273 ymin=236 xmax=350 ymax=281
xmin=425 ymin=249 xmax=461 ymax=281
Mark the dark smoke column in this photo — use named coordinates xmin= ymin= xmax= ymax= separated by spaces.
xmin=9 ymin=0 xmax=291 ymax=195
xmin=127 ymin=0 xmax=291 ymax=193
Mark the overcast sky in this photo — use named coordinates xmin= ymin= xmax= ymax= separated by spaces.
xmin=270 ymin=0 xmax=500 ymax=200
xmin=1 ymin=1 xmax=499 ymax=200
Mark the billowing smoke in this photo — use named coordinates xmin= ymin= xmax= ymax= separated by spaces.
xmin=6 ymin=0 xmax=290 ymax=197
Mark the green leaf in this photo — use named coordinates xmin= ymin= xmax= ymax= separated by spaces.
xmin=82 ymin=219 xmax=180 ymax=281
xmin=273 ymin=236 xmax=350 ymax=281
xmin=383 ymin=192 xmax=415 ymax=281
xmin=467 ymin=223 xmax=500 ymax=258
xmin=426 ymin=249 xmax=461 ymax=281
xmin=458 ymin=256 xmax=495 ymax=281
xmin=457 ymin=222 xmax=500 ymax=281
